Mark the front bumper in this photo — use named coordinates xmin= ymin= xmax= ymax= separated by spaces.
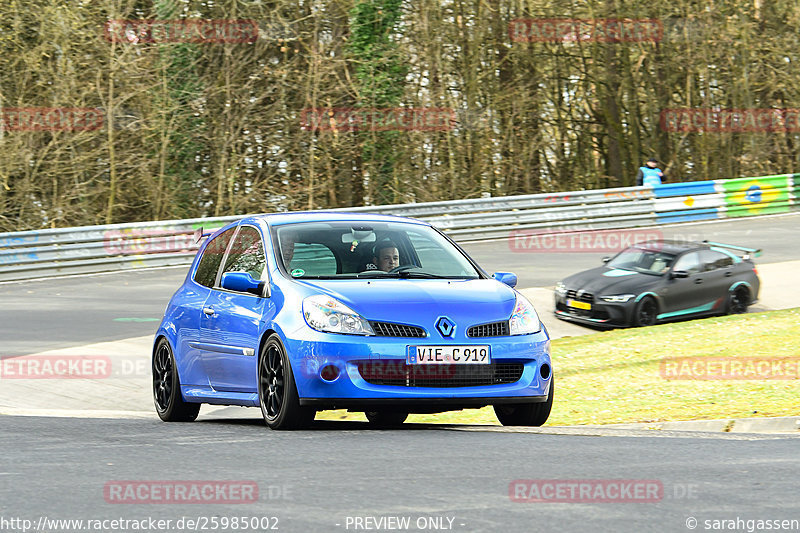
xmin=284 ymin=329 xmax=552 ymax=408
xmin=553 ymin=294 xmax=634 ymax=327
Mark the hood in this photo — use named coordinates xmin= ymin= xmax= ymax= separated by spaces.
xmin=295 ymin=278 xmax=518 ymax=336
xmin=561 ymin=266 xmax=662 ymax=295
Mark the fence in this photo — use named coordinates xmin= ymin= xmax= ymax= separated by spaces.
xmin=0 ymin=173 xmax=796 ymax=282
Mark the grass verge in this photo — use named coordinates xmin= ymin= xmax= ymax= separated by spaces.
xmin=315 ymin=308 xmax=800 ymax=426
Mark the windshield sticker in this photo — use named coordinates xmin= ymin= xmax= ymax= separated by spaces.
xmin=291 ymin=268 xmax=305 ymax=277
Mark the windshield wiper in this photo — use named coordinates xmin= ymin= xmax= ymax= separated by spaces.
xmin=354 ymin=271 xmax=455 ymax=279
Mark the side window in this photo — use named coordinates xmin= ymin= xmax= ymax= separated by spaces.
xmin=701 ymin=250 xmax=734 ymax=271
xmin=193 ymin=228 xmax=235 ymax=287
xmin=290 ymin=243 xmax=338 ymax=276
xmin=672 ymin=252 xmax=702 ymax=275
xmin=221 ymin=226 xmax=266 ymax=281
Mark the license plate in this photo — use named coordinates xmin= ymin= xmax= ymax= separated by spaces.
xmin=407 ymin=345 xmax=491 ymax=365
xmin=567 ymin=299 xmax=591 ymax=310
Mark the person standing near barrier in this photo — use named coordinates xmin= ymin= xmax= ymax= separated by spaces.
xmin=636 ymin=158 xmax=665 ymax=187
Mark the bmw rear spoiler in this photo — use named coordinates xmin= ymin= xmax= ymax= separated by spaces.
xmin=702 ymin=240 xmax=762 ymax=259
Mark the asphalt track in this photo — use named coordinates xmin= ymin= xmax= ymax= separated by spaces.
xmin=1 ymin=416 xmax=799 ymax=533
xmin=1 ymin=213 xmax=799 ymax=533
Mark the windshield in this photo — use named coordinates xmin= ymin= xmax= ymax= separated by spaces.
xmin=606 ymin=247 xmax=676 ymax=276
xmin=273 ymin=221 xmax=481 ymax=280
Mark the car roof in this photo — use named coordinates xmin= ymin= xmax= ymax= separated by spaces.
xmin=633 ymin=239 xmax=708 ymax=254
xmin=240 ymin=211 xmax=429 ymax=227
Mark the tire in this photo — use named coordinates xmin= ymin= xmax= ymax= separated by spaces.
xmin=258 ymin=334 xmax=315 ymax=430
xmin=633 ymin=296 xmax=658 ymax=327
xmin=153 ymin=338 xmax=200 ymax=422
xmin=365 ymin=411 xmax=408 ymax=427
xmin=727 ymin=285 xmax=750 ymax=314
xmin=494 ymin=378 xmax=554 ymax=427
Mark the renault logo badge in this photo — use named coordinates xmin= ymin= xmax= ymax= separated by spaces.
xmin=435 ymin=317 xmax=455 ymax=337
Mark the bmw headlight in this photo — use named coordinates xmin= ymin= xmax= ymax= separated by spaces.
xmin=509 ymin=293 xmax=542 ymax=335
xmin=303 ymin=295 xmax=375 ymax=335
xmin=600 ymin=294 xmax=635 ymax=303
xmin=554 ymin=282 xmax=567 ymax=296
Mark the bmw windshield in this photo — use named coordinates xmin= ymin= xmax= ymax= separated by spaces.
xmin=606 ymin=246 xmax=676 ymax=276
xmin=273 ymin=221 xmax=482 ymax=280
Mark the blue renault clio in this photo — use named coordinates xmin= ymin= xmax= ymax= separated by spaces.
xmin=153 ymin=213 xmax=552 ymax=429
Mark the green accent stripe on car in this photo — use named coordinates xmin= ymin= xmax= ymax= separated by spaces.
xmin=657 ymin=300 xmax=718 ymax=320
xmin=603 ymin=269 xmax=637 ymax=277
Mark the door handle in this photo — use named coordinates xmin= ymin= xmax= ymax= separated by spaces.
xmin=203 ymin=307 xmax=215 ymax=316
xmin=725 ymin=271 xmax=732 ymax=277
xmin=694 ymin=278 xmax=703 ymax=284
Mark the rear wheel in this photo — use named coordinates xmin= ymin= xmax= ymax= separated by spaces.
xmin=494 ymin=378 xmax=554 ymax=427
xmin=258 ymin=334 xmax=315 ymax=430
xmin=365 ymin=411 xmax=408 ymax=427
xmin=153 ymin=338 xmax=200 ymax=422
xmin=633 ymin=296 xmax=658 ymax=327
xmin=727 ymin=285 xmax=750 ymax=314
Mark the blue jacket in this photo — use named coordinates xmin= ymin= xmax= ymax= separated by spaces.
xmin=637 ymin=166 xmax=663 ymax=187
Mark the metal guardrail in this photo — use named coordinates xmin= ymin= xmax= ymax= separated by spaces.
xmin=0 ymin=174 xmax=796 ymax=282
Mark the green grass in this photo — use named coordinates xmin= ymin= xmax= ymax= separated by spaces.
xmin=315 ymin=308 xmax=800 ymax=426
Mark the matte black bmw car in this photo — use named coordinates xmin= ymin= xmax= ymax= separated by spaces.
xmin=554 ymin=240 xmax=761 ymax=328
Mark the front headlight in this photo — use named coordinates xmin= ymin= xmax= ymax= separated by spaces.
xmin=599 ymin=294 xmax=635 ymax=303
xmin=302 ymin=295 xmax=375 ymax=335
xmin=554 ymin=282 xmax=567 ymax=296
xmin=509 ymin=293 xmax=542 ymax=335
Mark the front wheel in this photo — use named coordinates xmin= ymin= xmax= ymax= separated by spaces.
xmin=258 ymin=334 xmax=315 ymax=430
xmin=153 ymin=338 xmax=200 ymax=422
xmin=633 ymin=296 xmax=658 ymax=327
xmin=494 ymin=378 xmax=554 ymax=427
xmin=365 ymin=411 xmax=408 ymax=427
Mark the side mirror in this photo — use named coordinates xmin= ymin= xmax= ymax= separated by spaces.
xmin=670 ymin=270 xmax=689 ymax=279
xmin=493 ymin=272 xmax=518 ymax=288
xmin=221 ymin=272 xmax=266 ymax=296
xmin=602 ymin=257 xmax=611 ymax=264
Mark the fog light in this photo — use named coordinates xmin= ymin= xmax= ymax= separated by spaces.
xmin=540 ymin=363 xmax=551 ymax=380
xmin=320 ymin=365 xmax=340 ymax=382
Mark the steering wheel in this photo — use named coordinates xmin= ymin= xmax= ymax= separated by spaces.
xmin=388 ymin=265 xmax=418 ymax=274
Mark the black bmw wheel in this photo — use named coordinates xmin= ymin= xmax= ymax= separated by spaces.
xmin=727 ymin=286 xmax=750 ymax=314
xmin=634 ymin=296 xmax=658 ymax=327
xmin=258 ymin=334 xmax=315 ymax=430
xmin=494 ymin=378 xmax=554 ymax=427
xmin=365 ymin=411 xmax=408 ymax=427
xmin=152 ymin=338 xmax=200 ymax=422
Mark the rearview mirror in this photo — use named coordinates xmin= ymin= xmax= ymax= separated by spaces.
xmin=493 ymin=272 xmax=518 ymax=288
xmin=221 ymin=272 xmax=266 ymax=296
xmin=670 ymin=270 xmax=689 ymax=279
xmin=602 ymin=257 xmax=611 ymax=264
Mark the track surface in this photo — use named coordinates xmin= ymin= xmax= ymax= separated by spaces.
xmin=1 ymin=416 xmax=799 ymax=533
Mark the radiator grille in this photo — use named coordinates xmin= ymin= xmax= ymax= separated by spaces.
xmin=370 ymin=321 xmax=426 ymax=338
xmin=357 ymin=361 xmax=524 ymax=388
xmin=467 ymin=321 xmax=510 ymax=337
